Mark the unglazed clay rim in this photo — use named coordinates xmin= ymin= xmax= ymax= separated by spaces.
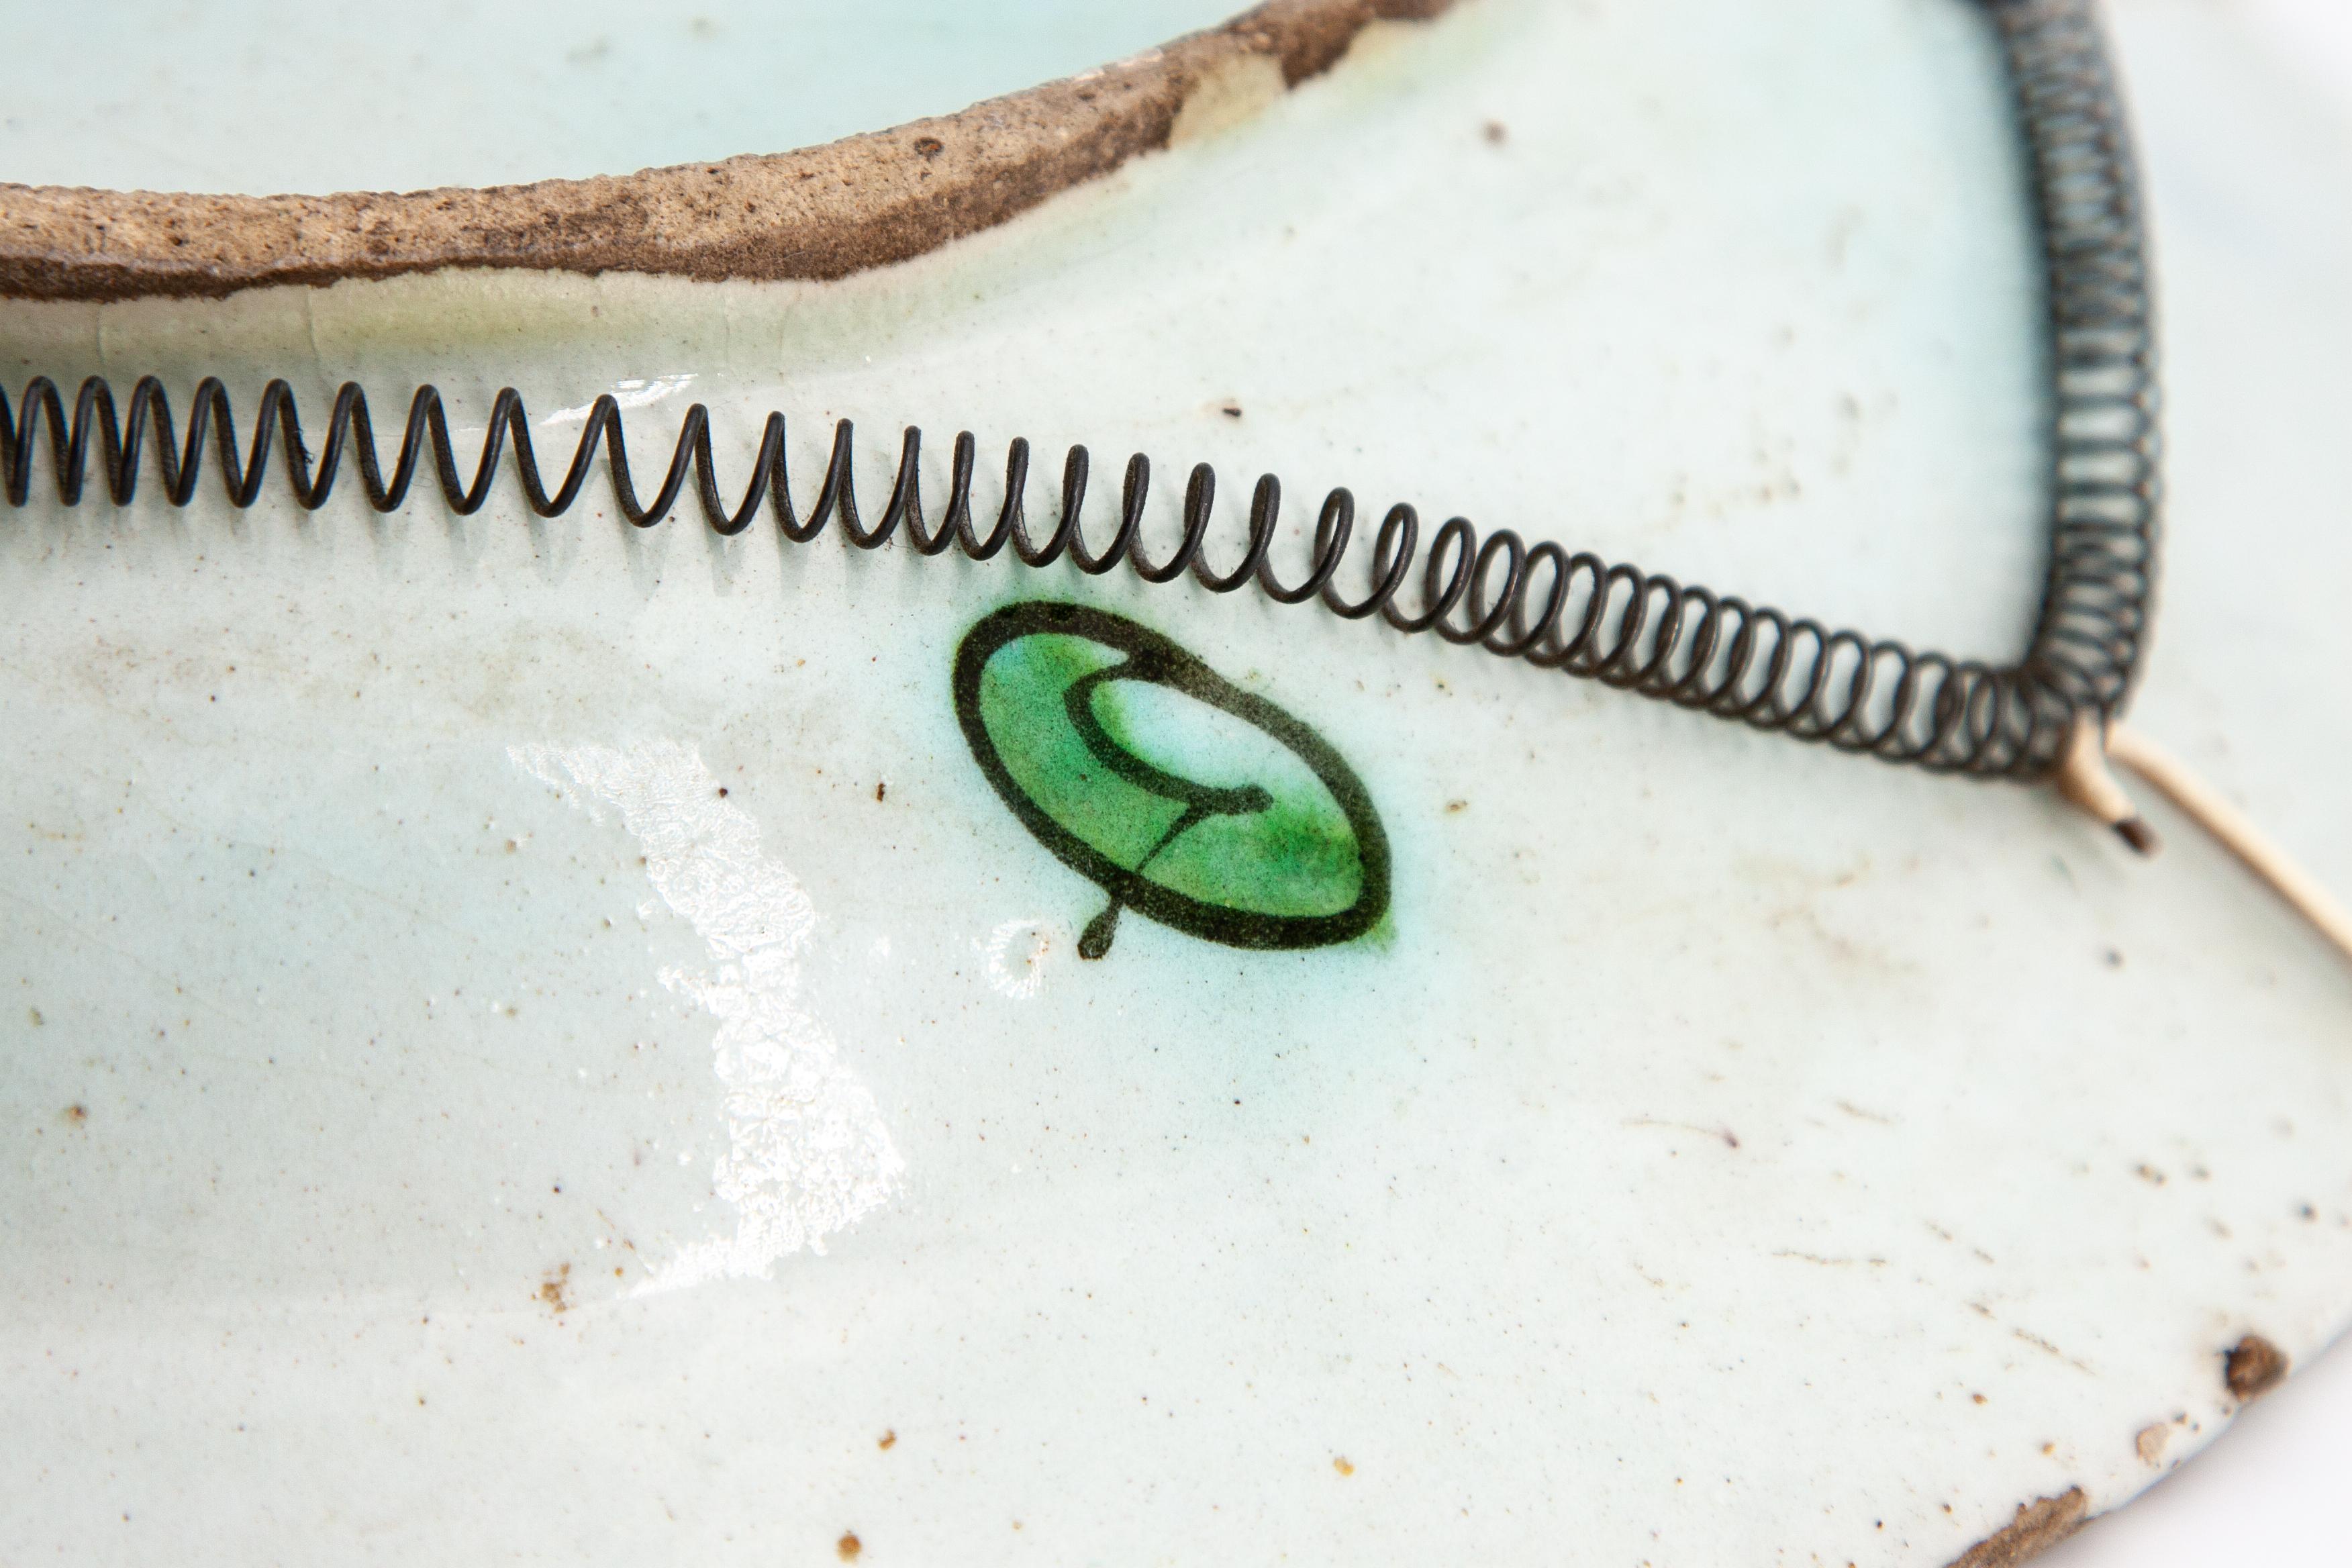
xmin=0 ymin=0 xmax=1455 ymax=303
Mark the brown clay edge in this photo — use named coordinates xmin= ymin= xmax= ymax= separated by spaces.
xmin=0 ymin=0 xmax=1455 ymax=304
xmin=1945 ymin=1489 xmax=2088 ymax=1568
xmin=1948 ymin=1331 xmax=2297 ymax=1565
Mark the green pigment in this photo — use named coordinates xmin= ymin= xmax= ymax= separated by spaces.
xmin=977 ymin=634 xmax=1365 ymax=922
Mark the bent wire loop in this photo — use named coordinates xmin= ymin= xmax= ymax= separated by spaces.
xmin=1 ymin=0 xmax=2157 ymax=785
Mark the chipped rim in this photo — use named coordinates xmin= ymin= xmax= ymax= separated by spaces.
xmin=0 ymin=0 xmax=1455 ymax=304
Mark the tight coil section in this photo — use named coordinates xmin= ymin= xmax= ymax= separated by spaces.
xmin=1986 ymin=0 xmax=2162 ymax=720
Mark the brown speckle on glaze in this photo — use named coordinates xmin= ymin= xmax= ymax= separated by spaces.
xmin=2224 ymin=1333 xmax=2288 ymax=1402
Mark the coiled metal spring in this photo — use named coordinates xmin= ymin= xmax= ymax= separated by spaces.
xmin=0 ymin=0 xmax=2159 ymax=785
xmin=0 ymin=364 xmax=2126 ymax=780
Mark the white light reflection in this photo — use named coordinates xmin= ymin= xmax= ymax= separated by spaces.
xmin=538 ymin=373 xmax=698 ymax=426
xmin=980 ymin=916 xmax=1065 ymax=1001
xmin=511 ymin=739 xmax=902 ymax=1293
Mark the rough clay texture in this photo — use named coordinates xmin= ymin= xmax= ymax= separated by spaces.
xmin=1946 ymin=1490 xmax=2090 ymax=1568
xmin=1936 ymin=1334 xmax=2294 ymax=1561
xmin=0 ymin=0 xmax=1454 ymax=303
xmin=2223 ymin=1333 xmax=2290 ymax=1402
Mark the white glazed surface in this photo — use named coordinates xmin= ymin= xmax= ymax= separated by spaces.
xmin=4 ymin=1 xmax=2351 ymax=1564
xmin=0 ymin=0 xmax=1244 ymax=194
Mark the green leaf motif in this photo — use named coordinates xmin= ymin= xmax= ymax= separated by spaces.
xmin=954 ymin=603 xmax=1389 ymax=959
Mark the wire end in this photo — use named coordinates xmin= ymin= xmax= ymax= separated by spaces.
xmin=2055 ymin=713 xmax=2153 ymax=857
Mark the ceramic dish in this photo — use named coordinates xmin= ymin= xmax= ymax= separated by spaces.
xmin=4 ymin=2 xmax=2350 ymax=1563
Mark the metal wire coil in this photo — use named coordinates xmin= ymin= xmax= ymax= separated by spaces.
xmin=0 ymin=0 xmax=2159 ymax=785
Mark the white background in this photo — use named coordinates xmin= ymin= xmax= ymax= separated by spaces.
xmin=2043 ymin=1 xmax=2352 ymax=1563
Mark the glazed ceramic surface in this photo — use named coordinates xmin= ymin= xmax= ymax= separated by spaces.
xmin=4 ymin=2 xmax=2351 ymax=1565
xmin=0 ymin=0 xmax=1241 ymax=193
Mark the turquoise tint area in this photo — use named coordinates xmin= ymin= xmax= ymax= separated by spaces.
xmin=0 ymin=0 xmax=1244 ymax=194
xmin=976 ymin=634 xmax=1365 ymax=922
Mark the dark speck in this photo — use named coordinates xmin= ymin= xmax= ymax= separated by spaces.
xmin=2225 ymin=1334 xmax=2288 ymax=1402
